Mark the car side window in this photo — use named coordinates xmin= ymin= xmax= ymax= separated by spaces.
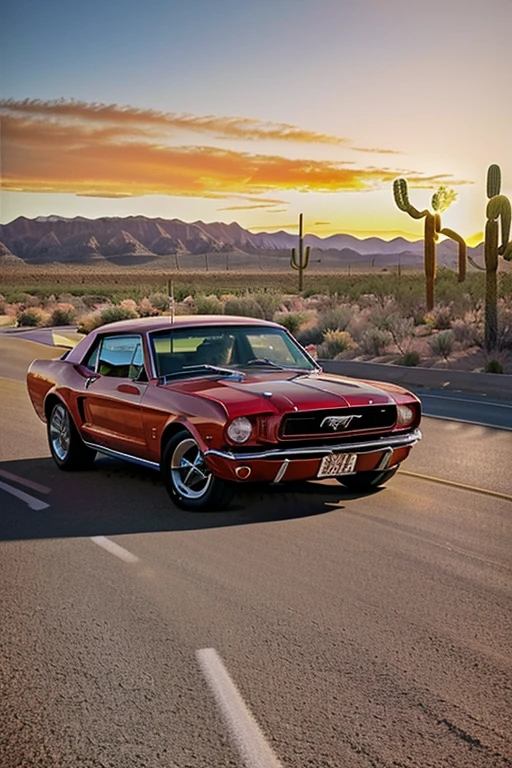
xmin=95 ymin=335 xmax=145 ymax=378
xmin=83 ymin=342 xmax=100 ymax=372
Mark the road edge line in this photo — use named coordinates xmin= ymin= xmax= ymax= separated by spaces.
xmin=196 ymin=647 xmax=283 ymax=768
xmin=399 ymin=470 xmax=512 ymax=502
xmin=90 ymin=536 xmax=140 ymax=563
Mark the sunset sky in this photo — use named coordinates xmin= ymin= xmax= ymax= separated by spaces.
xmin=1 ymin=0 xmax=511 ymax=242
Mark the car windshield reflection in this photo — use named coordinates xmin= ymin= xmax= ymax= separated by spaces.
xmin=150 ymin=325 xmax=316 ymax=378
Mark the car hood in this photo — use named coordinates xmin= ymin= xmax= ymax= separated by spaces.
xmin=162 ymin=370 xmax=401 ymax=419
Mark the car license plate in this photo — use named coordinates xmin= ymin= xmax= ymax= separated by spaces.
xmin=317 ymin=453 xmax=357 ymax=478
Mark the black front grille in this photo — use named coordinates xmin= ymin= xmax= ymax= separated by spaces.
xmin=281 ymin=405 xmax=397 ymax=438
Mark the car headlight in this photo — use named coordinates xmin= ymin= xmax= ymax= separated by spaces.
xmin=397 ymin=404 xmax=415 ymax=427
xmin=226 ymin=416 xmax=253 ymax=443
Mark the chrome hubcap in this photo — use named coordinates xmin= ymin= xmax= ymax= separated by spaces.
xmin=171 ymin=438 xmax=212 ymax=499
xmin=49 ymin=404 xmax=71 ymax=461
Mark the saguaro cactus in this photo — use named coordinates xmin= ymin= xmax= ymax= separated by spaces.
xmin=483 ymin=164 xmax=511 ymax=350
xmin=290 ymin=213 xmax=310 ymax=291
xmin=393 ymin=179 xmax=466 ymax=311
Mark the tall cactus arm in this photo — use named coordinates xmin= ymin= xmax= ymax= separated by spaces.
xmin=393 ymin=179 xmax=428 ymax=219
xmin=434 ymin=213 xmax=442 ymax=241
xmin=291 ymin=245 xmax=311 ymax=270
xmin=487 ymin=195 xmax=511 ymax=250
xmin=502 ymin=241 xmax=512 ymax=261
xmin=440 ymin=227 xmax=467 ymax=282
xmin=487 ymin=164 xmax=501 ymax=198
xmin=467 ymin=255 xmax=485 ymax=271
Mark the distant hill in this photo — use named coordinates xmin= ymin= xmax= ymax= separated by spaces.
xmin=0 ymin=215 xmax=483 ymax=266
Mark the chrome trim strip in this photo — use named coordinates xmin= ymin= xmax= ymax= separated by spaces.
xmin=375 ymin=447 xmax=394 ymax=471
xmin=205 ymin=429 xmax=422 ymax=462
xmin=273 ymin=459 xmax=290 ymax=484
xmin=83 ymin=441 xmax=160 ymax=470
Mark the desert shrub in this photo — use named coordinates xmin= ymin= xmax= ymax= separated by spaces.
xmin=148 ymin=292 xmax=170 ymax=312
xmin=320 ymin=330 xmax=354 ymax=359
xmin=249 ymin=291 xmax=283 ymax=321
xmin=485 ymin=359 xmax=504 ymax=374
xmin=224 ymin=296 xmax=264 ymax=319
xmin=396 ymin=351 xmax=421 ymax=366
xmin=370 ymin=299 xmax=400 ymax=329
xmin=0 ymin=294 xmax=5 ymax=314
xmin=120 ymin=298 xmax=139 ymax=314
xmin=345 ymin=307 xmax=372 ymax=342
xmin=47 ymin=303 xmax=77 ymax=326
xmin=138 ymin=297 xmax=161 ymax=317
xmin=22 ymin=294 xmax=43 ymax=309
xmin=100 ymin=305 xmax=139 ymax=325
xmin=77 ymin=312 xmax=103 ymax=334
xmin=318 ymin=305 xmax=352 ymax=334
xmin=17 ymin=308 xmax=45 ymax=327
xmin=273 ymin=312 xmax=306 ymax=335
xmin=429 ymin=330 xmax=455 ymax=359
xmin=296 ymin=324 xmax=324 ymax=346
xmin=450 ymin=318 xmax=479 ymax=347
xmin=497 ymin=305 xmax=512 ymax=350
xmin=81 ymin=294 xmax=112 ymax=309
xmin=376 ymin=311 xmax=414 ymax=355
xmin=359 ymin=328 xmax=390 ymax=356
xmin=425 ymin=305 xmax=453 ymax=330
xmin=195 ymin=294 xmax=224 ymax=314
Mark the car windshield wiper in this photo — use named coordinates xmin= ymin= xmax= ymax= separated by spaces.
xmin=158 ymin=364 xmax=244 ymax=383
xmin=242 ymin=358 xmax=288 ymax=369
xmin=242 ymin=358 xmax=309 ymax=371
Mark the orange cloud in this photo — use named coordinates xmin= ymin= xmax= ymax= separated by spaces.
xmin=0 ymin=106 xmax=473 ymax=199
xmin=352 ymin=147 xmax=404 ymax=155
xmin=0 ymin=98 xmax=352 ymax=146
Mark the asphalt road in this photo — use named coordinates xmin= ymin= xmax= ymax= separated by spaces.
xmin=1 ymin=337 xmax=511 ymax=768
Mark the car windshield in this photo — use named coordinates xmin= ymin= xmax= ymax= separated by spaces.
xmin=150 ymin=325 xmax=316 ymax=377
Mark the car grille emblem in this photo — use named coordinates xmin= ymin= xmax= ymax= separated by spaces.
xmin=320 ymin=414 xmax=363 ymax=430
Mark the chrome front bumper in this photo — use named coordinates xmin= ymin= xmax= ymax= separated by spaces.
xmin=204 ymin=428 xmax=422 ymax=462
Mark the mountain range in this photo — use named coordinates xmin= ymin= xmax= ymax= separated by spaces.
xmin=0 ymin=215 xmax=484 ymax=266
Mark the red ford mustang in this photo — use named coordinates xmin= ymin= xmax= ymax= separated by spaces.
xmin=27 ymin=315 xmax=422 ymax=510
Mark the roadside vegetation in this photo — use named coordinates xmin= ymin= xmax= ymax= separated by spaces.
xmin=1 ymin=269 xmax=511 ymax=372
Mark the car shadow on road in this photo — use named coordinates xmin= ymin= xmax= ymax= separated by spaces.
xmin=0 ymin=456 xmax=371 ymax=542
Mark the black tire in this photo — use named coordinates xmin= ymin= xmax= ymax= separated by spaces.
xmin=47 ymin=402 xmax=96 ymax=471
xmin=335 ymin=466 xmax=398 ymax=491
xmin=161 ymin=430 xmax=234 ymax=511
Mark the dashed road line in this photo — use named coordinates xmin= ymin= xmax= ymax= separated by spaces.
xmin=0 ymin=480 xmax=50 ymax=510
xmin=0 ymin=470 xmax=51 ymax=494
xmin=196 ymin=647 xmax=283 ymax=768
xmin=399 ymin=470 xmax=512 ymax=502
xmin=90 ymin=536 xmax=140 ymax=563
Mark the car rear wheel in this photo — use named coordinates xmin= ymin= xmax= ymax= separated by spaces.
xmin=48 ymin=402 xmax=96 ymax=471
xmin=162 ymin=430 xmax=234 ymax=511
xmin=335 ymin=466 xmax=398 ymax=491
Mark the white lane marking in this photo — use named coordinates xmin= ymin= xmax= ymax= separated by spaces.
xmin=420 ymin=394 xmax=512 ymax=408
xmin=0 ymin=480 xmax=50 ymax=510
xmin=90 ymin=536 xmax=140 ymax=563
xmin=196 ymin=647 xmax=283 ymax=768
xmin=0 ymin=470 xmax=51 ymax=494
xmin=422 ymin=413 xmax=512 ymax=431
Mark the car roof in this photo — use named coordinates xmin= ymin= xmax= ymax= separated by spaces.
xmin=92 ymin=314 xmax=281 ymax=335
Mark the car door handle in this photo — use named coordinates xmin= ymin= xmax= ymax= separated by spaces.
xmin=85 ymin=375 xmax=100 ymax=389
xmin=116 ymin=383 xmax=140 ymax=396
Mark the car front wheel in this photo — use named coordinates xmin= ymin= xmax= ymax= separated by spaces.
xmin=162 ymin=430 xmax=234 ymax=511
xmin=335 ymin=466 xmax=398 ymax=491
xmin=48 ymin=402 xmax=96 ymax=470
